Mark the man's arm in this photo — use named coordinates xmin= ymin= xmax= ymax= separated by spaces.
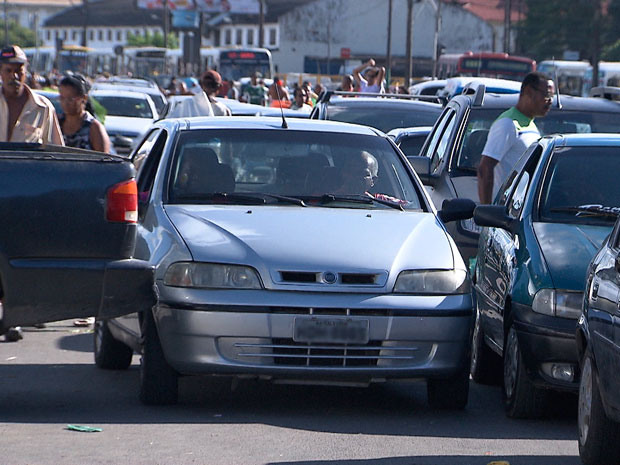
xmin=353 ymin=59 xmax=373 ymax=85
xmin=477 ymin=155 xmax=498 ymax=204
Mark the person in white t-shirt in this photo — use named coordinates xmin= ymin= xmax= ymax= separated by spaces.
xmin=477 ymin=72 xmax=554 ymax=204
xmin=353 ymin=58 xmax=385 ymax=94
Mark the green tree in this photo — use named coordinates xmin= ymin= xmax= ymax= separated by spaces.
xmin=0 ymin=20 xmax=36 ymax=47
xmin=126 ymin=31 xmax=178 ymax=49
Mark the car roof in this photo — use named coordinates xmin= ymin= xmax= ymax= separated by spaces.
xmin=92 ymin=82 xmax=164 ymax=96
xmin=158 ymin=116 xmax=384 ymax=136
xmin=387 ymin=126 xmax=433 ymax=138
xmin=91 ymin=89 xmax=154 ymax=99
xmin=546 ymin=133 xmax=620 ymax=147
xmin=326 ymin=96 xmax=442 ymax=110
xmin=458 ymin=92 xmax=620 ymax=112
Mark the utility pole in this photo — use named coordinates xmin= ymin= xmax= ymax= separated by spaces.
xmin=406 ymin=0 xmax=413 ymax=88
xmin=81 ymin=0 xmax=88 ymax=47
xmin=3 ymin=0 xmax=8 ymax=46
xmin=163 ymin=0 xmax=168 ymax=49
xmin=386 ymin=0 xmax=392 ymax=87
xmin=432 ymin=0 xmax=441 ymax=78
xmin=258 ymin=0 xmax=264 ymax=48
xmin=503 ymin=0 xmax=511 ymax=53
xmin=592 ymin=0 xmax=602 ymax=87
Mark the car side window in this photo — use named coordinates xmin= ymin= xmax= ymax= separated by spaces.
xmin=136 ymin=130 xmax=168 ymax=218
xmin=421 ymin=109 xmax=454 ymax=160
xmin=508 ymin=172 xmax=530 ymax=218
xmin=133 ymin=129 xmax=162 ymax=171
xmin=430 ymin=112 xmax=457 ymax=174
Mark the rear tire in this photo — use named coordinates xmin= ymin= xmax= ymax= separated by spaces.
xmin=503 ymin=325 xmax=546 ymax=418
xmin=470 ymin=308 xmax=502 ymax=385
xmin=94 ymin=319 xmax=133 ymax=370
xmin=139 ymin=309 xmax=178 ymax=405
xmin=427 ymin=365 xmax=470 ymax=410
xmin=578 ymin=350 xmax=620 ymax=465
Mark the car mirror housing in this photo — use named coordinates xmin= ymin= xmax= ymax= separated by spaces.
xmin=473 ymin=205 xmax=519 ymax=234
xmin=438 ymin=198 xmax=476 ymax=223
xmin=407 ymin=155 xmax=438 ymax=186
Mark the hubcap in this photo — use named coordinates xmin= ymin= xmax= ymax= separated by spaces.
xmin=578 ymin=356 xmax=593 ymax=445
xmin=504 ymin=328 xmax=519 ymax=399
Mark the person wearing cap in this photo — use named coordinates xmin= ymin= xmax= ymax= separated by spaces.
xmin=0 ymin=45 xmax=64 ymax=145
xmin=200 ymin=70 xmax=231 ymax=116
xmin=58 ymin=73 xmax=111 ymax=152
xmin=243 ymin=71 xmax=267 ymax=106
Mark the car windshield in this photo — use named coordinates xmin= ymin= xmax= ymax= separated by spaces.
xmin=538 ymin=146 xmax=620 ymax=225
xmin=326 ymin=103 xmax=441 ymax=133
xmin=95 ymin=96 xmax=153 ymax=118
xmin=167 ymin=129 xmax=424 ymax=210
xmin=453 ymin=108 xmax=620 ymax=173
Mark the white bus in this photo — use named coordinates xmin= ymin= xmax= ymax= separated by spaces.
xmin=581 ymin=62 xmax=620 ymax=96
xmin=537 ymin=60 xmax=589 ymax=96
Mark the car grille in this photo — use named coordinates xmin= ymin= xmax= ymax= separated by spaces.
xmin=278 ymin=271 xmax=380 ymax=285
xmin=231 ymin=339 xmax=421 ymax=367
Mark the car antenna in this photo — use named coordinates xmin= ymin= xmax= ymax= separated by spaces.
xmin=274 ymin=79 xmax=288 ymax=128
xmin=552 ymin=56 xmax=562 ymax=109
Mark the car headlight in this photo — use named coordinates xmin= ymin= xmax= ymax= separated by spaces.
xmin=163 ymin=262 xmax=263 ymax=289
xmin=393 ymin=269 xmax=470 ymax=294
xmin=532 ymin=289 xmax=582 ymax=319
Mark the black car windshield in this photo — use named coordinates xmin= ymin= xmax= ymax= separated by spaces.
xmin=167 ymin=129 xmax=424 ymax=210
xmin=453 ymin=108 xmax=620 ymax=173
xmin=95 ymin=96 xmax=154 ymax=118
xmin=538 ymin=146 xmax=620 ymax=224
xmin=326 ymin=103 xmax=441 ymax=133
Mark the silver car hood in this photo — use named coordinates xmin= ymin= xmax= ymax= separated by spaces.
xmin=165 ymin=205 xmax=455 ymax=273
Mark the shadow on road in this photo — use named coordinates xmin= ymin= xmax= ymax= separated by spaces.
xmin=266 ymin=456 xmax=579 ymax=465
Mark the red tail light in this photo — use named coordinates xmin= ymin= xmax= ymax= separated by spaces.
xmin=106 ymin=179 xmax=138 ymax=223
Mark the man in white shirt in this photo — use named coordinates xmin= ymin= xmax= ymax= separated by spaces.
xmin=477 ymin=72 xmax=554 ymax=204
xmin=0 ymin=44 xmax=63 ymax=144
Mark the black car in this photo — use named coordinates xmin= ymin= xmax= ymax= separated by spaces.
xmin=310 ymin=91 xmax=443 ymax=134
xmin=577 ymin=213 xmax=620 ymax=464
xmin=411 ymin=85 xmax=620 ymax=266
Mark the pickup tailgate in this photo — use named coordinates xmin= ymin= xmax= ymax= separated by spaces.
xmin=0 ymin=149 xmax=155 ymax=330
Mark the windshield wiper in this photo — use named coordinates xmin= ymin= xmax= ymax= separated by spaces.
xmin=315 ymin=194 xmax=405 ymax=211
xmin=549 ymin=204 xmax=620 ymax=219
xmin=175 ymin=192 xmax=306 ymax=206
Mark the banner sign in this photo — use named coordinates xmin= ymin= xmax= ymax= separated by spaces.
xmin=171 ymin=10 xmax=200 ymax=28
xmin=137 ymin=0 xmax=261 ymax=13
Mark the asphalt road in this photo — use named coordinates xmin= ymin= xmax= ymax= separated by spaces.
xmin=0 ymin=320 xmax=581 ymax=465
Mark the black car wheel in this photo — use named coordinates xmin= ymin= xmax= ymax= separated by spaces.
xmin=470 ymin=307 xmax=502 ymax=385
xmin=94 ymin=319 xmax=133 ymax=370
xmin=578 ymin=350 xmax=620 ymax=465
xmin=139 ymin=309 xmax=178 ymax=405
xmin=503 ymin=325 xmax=546 ymax=418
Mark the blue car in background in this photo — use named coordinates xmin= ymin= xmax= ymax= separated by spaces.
xmin=472 ymin=134 xmax=620 ymax=418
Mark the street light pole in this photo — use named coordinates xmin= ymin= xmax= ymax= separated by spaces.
xmin=405 ymin=0 xmax=413 ymax=88
xmin=163 ymin=0 xmax=168 ymax=49
xmin=258 ymin=0 xmax=264 ymax=48
xmin=5 ymin=0 xmax=9 ymax=46
xmin=386 ymin=0 xmax=392 ymax=86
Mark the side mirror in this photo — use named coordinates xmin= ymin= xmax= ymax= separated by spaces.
xmin=438 ymin=198 xmax=476 ymax=223
xmin=474 ymin=205 xmax=519 ymax=234
xmin=407 ymin=155 xmax=438 ymax=186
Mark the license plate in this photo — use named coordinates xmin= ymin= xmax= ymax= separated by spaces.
xmin=293 ymin=317 xmax=369 ymax=344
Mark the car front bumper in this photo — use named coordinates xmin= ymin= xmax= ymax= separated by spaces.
xmin=153 ymin=287 xmax=473 ymax=382
xmin=512 ymin=301 xmax=579 ymax=391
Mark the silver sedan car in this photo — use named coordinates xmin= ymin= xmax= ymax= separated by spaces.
xmin=94 ymin=116 xmax=475 ymax=408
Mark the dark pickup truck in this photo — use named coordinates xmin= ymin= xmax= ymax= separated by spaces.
xmin=0 ymin=143 xmax=154 ymax=334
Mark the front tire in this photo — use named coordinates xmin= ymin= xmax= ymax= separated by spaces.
xmin=139 ymin=309 xmax=178 ymax=405
xmin=578 ymin=350 xmax=620 ymax=465
xmin=503 ymin=325 xmax=546 ymax=418
xmin=94 ymin=319 xmax=133 ymax=370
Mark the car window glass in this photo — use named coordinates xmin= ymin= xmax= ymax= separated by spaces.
xmin=136 ymin=130 xmax=167 ymax=214
xmin=167 ymin=129 xmax=425 ymax=210
xmin=95 ymin=96 xmax=153 ymax=118
xmin=453 ymin=108 xmax=503 ymax=171
xmin=612 ymin=219 xmax=620 ymax=249
xmin=133 ymin=129 xmax=161 ymax=171
xmin=430 ymin=112 xmax=457 ymax=174
xmin=536 ymin=111 xmax=620 ymax=134
xmin=398 ymin=135 xmax=427 ymax=157
xmin=508 ymin=172 xmax=530 ymax=218
xmin=325 ymin=103 xmax=441 ymax=133
xmin=422 ymin=109 xmax=453 ymax=159
xmin=539 ymin=146 xmax=620 ymax=225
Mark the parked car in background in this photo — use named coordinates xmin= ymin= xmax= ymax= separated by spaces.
xmin=310 ymin=91 xmax=443 ymax=133
xmin=576 ymin=213 xmax=620 ymax=465
xmin=387 ymin=126 xmax=433 ymax=158
xmin=409 ymin=79 xmax=447 ymax=97
xmin=411 ymin=85 xmax=620 ymax=265
xmin=94 ymin=116 xmax=476 ymax=408
xmin=91 ymin=79 xmax=167 ymax=115
xmin=91 ymin=89 xmax=159 ymax=156
xmin=438 ymin=76 xmax=522 ymax=101
xmin=472 ymin=133 xmax=620 ymax=418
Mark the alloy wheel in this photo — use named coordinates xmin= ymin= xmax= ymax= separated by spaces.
xmin=579 ymin=356 xmax=593 ymax=445
xmin=504 ymin=327 xmax=519 ymax=399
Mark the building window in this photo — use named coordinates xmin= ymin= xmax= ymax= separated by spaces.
xmin=135 ymin=29 xmax=141 ymax=36
xmin=247 ymin=28 xmax=254 ymax=46
xmin=72 ymin=30 xmax=77 ymax=41
xmin=236 ymin=29 xmax=242 ymax=45
xmin=269 ymin=28 xmax=276 ymax=46
xmin=117 ymin=30 xmax=122 ymax=41
xmin=97 ymin=30 xmax=102 ymax=40
xmin=107 ymin=29 xmax=112 ymax=40
xmin=225 ymin=29 xmax=231 ymax=45
xmin=46 ymin=30 xmax=51 ymax=41
xmin=89 ymin=30 xmax=94 ymax=41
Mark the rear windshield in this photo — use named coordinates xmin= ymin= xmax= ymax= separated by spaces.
xmin=326 ymin=103 xmax=441 ymax=133
xmin=95 ymin=96 xmax=154 ymax=119
xmin=452 ymin=108 xmax=620 ymax=173
xmin=166 ymin=129 xmax=424 ymax=210
xmin=538 ymin=146 xmax=620 ymax=225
